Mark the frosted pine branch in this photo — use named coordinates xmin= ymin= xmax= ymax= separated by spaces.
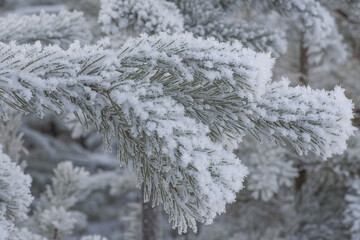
xmin=0 ymin=11 xmax=92 ymax=48
xmin=245 ymin=0 xmax=348 ymax=67
xmin=169 ymin=0 xmax=224 ymax=29
xmin=37 ymin=161 xmax=135 ymax=212
xmin=37 ymin=162 xmax=91 ymax=211
xmin=236 ymin=137 xmax=297 ymax=201
xmin=255 ymin=79 xmax=356 ymax=158
xmin=0 ymin=33 xmax=355 ymax=233
xmin=37 ymin=206 xmax=86 ymax=239
xmin=99 ymin=0 xmax=184 ymax=35
xmin=33 ymin=161 xmax=117 ymax=239
xmin=200 ymin=22 xmax=287 ymax=57
xmin=171 ymin=0 xmax=287 ymax=56
xmin=123 ymin=34 xmax=354 ymax=158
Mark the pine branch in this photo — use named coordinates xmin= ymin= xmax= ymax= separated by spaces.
xmin=244 ymin=0 xmax=348 ymax=68
xmin=236 ymin=137 xmax=297 ymax=202
xmin=192 ymin=21 xmax=287 ymax=57
xmin=33 ymin=161 xmax=123 ymax=239
xmin=0 ymin=33 xmax=354 ymax=233
xmin=172 ymin=0 xmax=287 ymax=56
xmin=99 ymin=0 xmax=184 ymax=35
